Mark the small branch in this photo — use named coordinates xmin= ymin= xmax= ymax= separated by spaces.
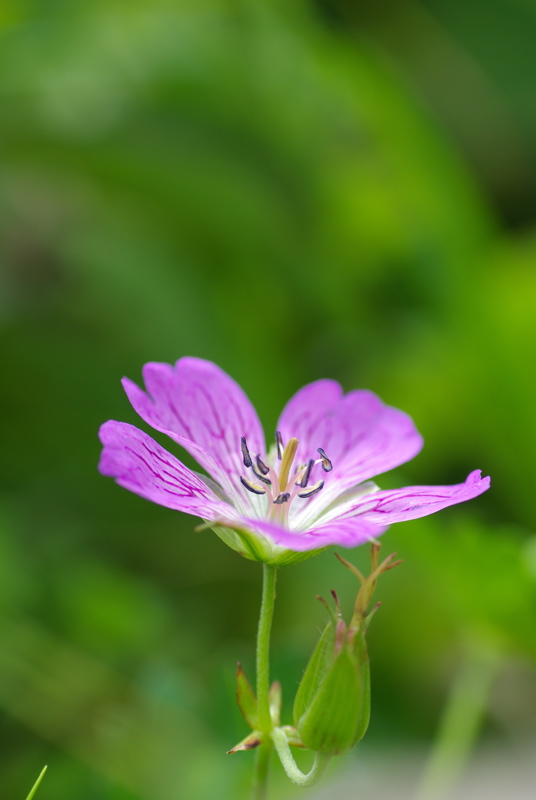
xmin=271 ymin=727 xmax=331 ymax=787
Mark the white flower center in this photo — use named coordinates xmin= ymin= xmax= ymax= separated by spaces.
xmin=239 ymin=432 xmax=332 ymax=527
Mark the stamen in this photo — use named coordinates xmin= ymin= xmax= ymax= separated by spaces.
xmin=317 ymin=448 xmax=333 ymax=472
xmin=279 ymin=437 xmax=299 ymax=491
xmin=241 ymin=437 xmax=252 ymax=468
xmin=251 ymin=462 xmax=272 ymax=485
xmin=298 ymin=479 xmax=324 ymax=498
xmin=240 ymin=476 xmax=266 ymax=495
xmin=299 ymin=458 xmax=315 ymax=488
xmin=274 ymin=492 xmax=291 ymax=504
xmin=256 ymin=455 xmax=270 ymax=476
xmin=275 ymin=430 xmax=284 ymax=460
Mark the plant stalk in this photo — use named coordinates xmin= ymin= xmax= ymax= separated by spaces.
xmin=252 ymin=564 xmax=278 ymax=800
xmin=271 ymin=727 xmax=331 ymax=787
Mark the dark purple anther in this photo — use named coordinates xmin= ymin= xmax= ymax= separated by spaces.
xmin=275 ymin=431 xmax=284 ymax=460
xmin=299 ymin=459 xmax=315 ymax=488
xmin=317 ymin=448 xmax=333 ymax=472
xmin=241 ymin=436 xmax=252 ymax=468
xmin=274 ymin=492 xmax=291 ymax=504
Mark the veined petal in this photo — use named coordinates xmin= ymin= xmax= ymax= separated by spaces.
xmin=285 ymin=387 xmax=423 ymax=528
xmin=277 ymin=379 xmax=343 ymax=460
xmin=238 ymin=516 xmax=386 ymax=552
xmin=122 ymin=357 xmax=265 ymax=515
xmin=301 ymin=480 xmax=380 ymax=528
xmin=99 ymin=421 xmax=240 ymax=522
xmin=342 ymin=470 xmax=491 ymax=525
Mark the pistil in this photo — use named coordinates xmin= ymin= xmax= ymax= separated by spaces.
xmin=278 ymin=437 xmax=299 ymax=492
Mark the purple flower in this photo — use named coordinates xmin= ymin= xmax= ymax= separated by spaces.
xmin=99 ymin=358 xmax=490 ymax=565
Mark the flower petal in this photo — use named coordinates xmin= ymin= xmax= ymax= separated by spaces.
xmin=277 ymin=379 xmax=344 ymax=457
xmin=281 ymin=386 xmax=424 ymax=528
xmin=238 ymin=471 xmax=489 ymax=552
xmin=238 ymin=516 xmax=386 ymax=552
xmin=99 ymin=420 xmax=240 ymax=522
xmin=343 ymin=470 xmax=491 ymax=525
xmin=122 ymin=357 xmax=265 ymax=514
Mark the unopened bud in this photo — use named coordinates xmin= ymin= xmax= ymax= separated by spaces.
xmin=293 ymin=604 xmax=370 ymax=755
xmin=293 ymin=544 xmax=399 ymax=756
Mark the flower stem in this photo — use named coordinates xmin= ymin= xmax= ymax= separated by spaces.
xmin=414 ymin=643 xmax=500 ymax=800
xmin=253 ymin=740 xmax=272 ymax=800
xmin=253 ymin=563 xmax=278 ymax=800
xmin=271 ymin=727 xmax=331 ymax=787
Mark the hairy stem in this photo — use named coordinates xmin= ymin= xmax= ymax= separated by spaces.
xmin=271 ymin=727 xmax=331 ymax=787
xmin=253 ymin=742 xmax=272 ymax=800
xmin=253 ymin=564 xmax=278 ymax=800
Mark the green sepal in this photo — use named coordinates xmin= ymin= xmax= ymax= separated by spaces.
xmin=266 ymin=546 xmax=327 ymax=567
xmin=236 ymin=662 xmax=258 ymax=729
xmin=297 ymin=645 xmax=363 ymax=755
xmin=205 ymin=523 xmax=260 ymax=560
xmin=350 ymin=628 xmax=371 ymax=745
xmin=292 ymin=545 xmax=398 ymax=756
xmin=201 ymin=521 xmax=326 ymax=565
xmin=293 ymin=595 xmax=372 ymax=755
xmin=293 ymin=617 xmax=336 ymax=725
xmin=227 ymin=731 xmax=262 ymax=754
xmin=233 ymin=526 xmax=274 ymax=562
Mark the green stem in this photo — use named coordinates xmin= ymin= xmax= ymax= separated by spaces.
xmin=414 ymin=643 xmax=500 ymax=800
xmin=253 ymin=741 xmax=272 ymax=800
xmin=253 ymin=564 xmax=278 ymax=800
xmin=25 ymin=766 xmax=47 ymax=800
xmin=271 ymin=727 xmax=331 ymax=787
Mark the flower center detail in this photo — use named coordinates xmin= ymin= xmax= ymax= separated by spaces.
xmin=240 ymin=432 xmax=333 ymax=525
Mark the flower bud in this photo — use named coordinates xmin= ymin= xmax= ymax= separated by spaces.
xmin=293 ymin=600 xmax=370 ymax=755
xmin=293 ymin=545 xmax=400 ymax=756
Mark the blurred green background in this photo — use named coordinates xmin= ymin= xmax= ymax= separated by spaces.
xmin=1 ymin=0 xmax=536 ymax=798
